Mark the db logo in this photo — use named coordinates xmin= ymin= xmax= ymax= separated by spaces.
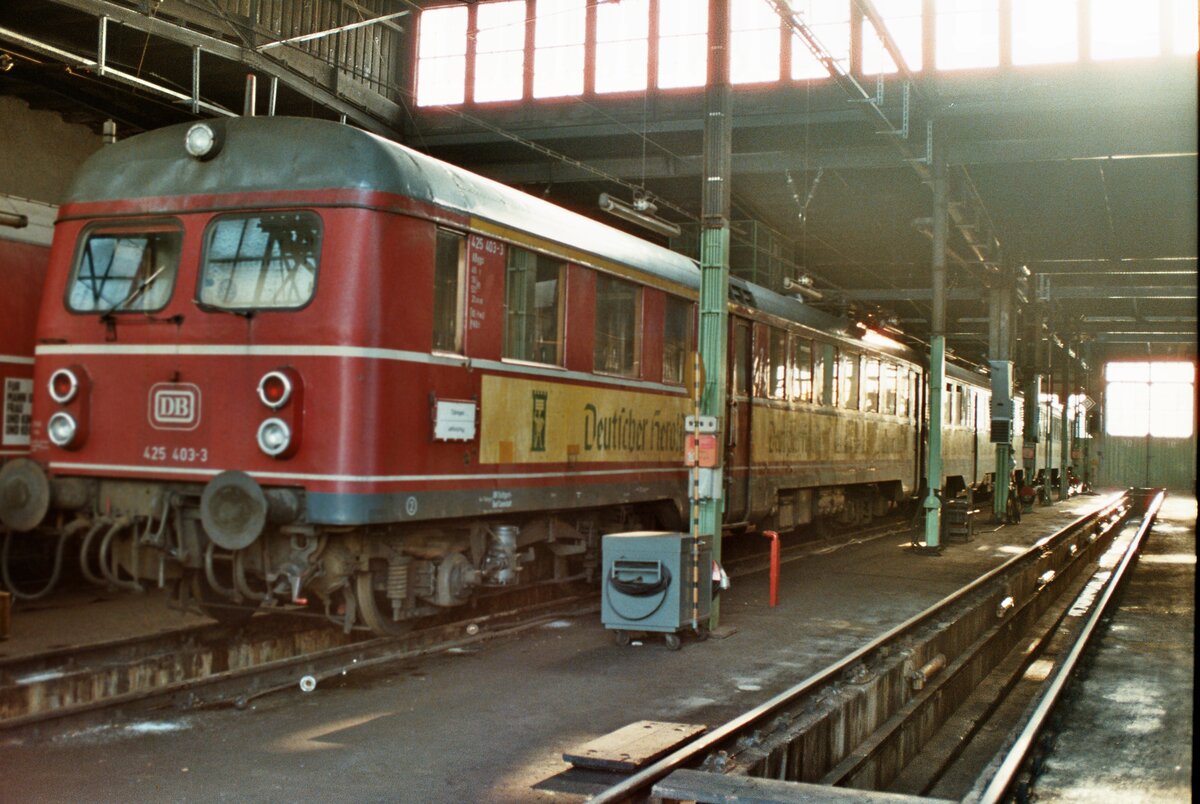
xmin=149 ymin=383 xmax=201 ymax=431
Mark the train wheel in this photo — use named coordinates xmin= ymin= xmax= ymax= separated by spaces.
xmin=353 ymin=570 xmax=411 ymax=636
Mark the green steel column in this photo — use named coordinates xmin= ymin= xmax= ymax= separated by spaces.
xmin=924 ymin=335 xmax=945 ymax=547
xmin=698 ymin=0 xmax=732 ymax=627
xmin=1059 ymin=343 xmax=1071 ymax=499
xmin=923 ymin=128 xmax=947 ymax=549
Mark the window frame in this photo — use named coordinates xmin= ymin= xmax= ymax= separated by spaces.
xmin=196 ymin=211 xmax=323 ymax=313
xmin=432 ymin=228 xmax=467 ymax=354
xmin=662 ymin=294 xmax=692 ymax=385
xmin=503 ymin=246 xmax=566 ymax=366
xmin=66 ymin=218 xmax=185 ymax=316
xmin=593 ymin=271 xmax=643 ymax=378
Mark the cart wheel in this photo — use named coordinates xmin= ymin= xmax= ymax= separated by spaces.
xmin=693 ymin=623 xmax=709 ymax=642
xmin=613 ymin=630 xmax=631 ymax=647
xmin=664 ymin=633 xmax=682 ymax=651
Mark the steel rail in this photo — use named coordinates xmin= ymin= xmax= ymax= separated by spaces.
xmin=970 ymin=489 xmax=1165 ymax=804
xmin=590 ymin=491 xmax=1129 ymax=803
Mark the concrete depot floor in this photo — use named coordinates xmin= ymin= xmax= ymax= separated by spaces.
xmin=0 ymin=491 xmax=1189 ymax=803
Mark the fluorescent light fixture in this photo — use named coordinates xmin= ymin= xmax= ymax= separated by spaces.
xmin=598 ymin=193 xmax=682 ymax=238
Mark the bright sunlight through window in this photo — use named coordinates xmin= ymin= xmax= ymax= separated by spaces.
xmin=1105 ymin=361 xmax=1195 ymax=439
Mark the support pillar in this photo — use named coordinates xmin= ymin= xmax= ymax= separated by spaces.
xmin=922 ymin=128 xmax=947 ymax=550
xmin=1059 ymin=342 xmax=1072 ymax=499
xmin=989 ymin=282 xmax=1014 ymax=522
xmin=695 ymin=0 xmax=732 ymax=627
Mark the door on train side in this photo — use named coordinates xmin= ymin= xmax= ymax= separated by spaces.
xmin=725 ymin=317 xmax=753 ymax=523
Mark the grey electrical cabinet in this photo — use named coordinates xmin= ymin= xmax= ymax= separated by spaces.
xmin=601 ymin=531 xmax=712 ymax=649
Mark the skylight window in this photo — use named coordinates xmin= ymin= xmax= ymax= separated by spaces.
xmin=790 ymin=0 xmax=850 ymax=80
xmin=658 ymin=0 xmax=708 ymax=89
xmin=862 ymin=0 xmax=923 ymax=74
xmin=416 ymin=6 xmax=468 ymax=106
xmin=731 ymin=0 xmax=781 ymax=85
xmin=936 ymin=0 xmax=999 ymax=70
xmin=1091 ymin=0 xmax=1159 ymax=60
xmin=533 ymin=0 xmax=586 ymax=98
xmin=1011 ymin=0 xmax=1077 ymax=65
xmin=475 ymin=1 xmax=527 ymax=102
xmin=596 ymin=0 xmax=650 ymax=93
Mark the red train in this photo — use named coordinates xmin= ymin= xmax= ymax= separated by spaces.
xmin=0 ymin=197 xmax=50 ymax=465
xmin=0 ymin=118 xmax=1023 ymax=632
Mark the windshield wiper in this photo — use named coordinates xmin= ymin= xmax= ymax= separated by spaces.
xmin=194 ymin=299 xmax=256 ymax=319
xmin=99 ymin=266 xmax=166 ymax=322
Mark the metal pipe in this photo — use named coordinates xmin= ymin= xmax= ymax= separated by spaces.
xmin=762 ymin=530 xmax=780 ymax=607
xmin=204 ymin=541 xmax=242 ymax=601
xmin=99 ymin=517 xmax=142 ymax=592
xmin=77 ymin=519 xmax=109 ymax=586
xmin=1 ymin=518 xmax=90 ymax=600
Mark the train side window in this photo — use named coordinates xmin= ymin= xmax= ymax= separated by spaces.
xmin=862 ymin=357 xmax=880 ymax=413
xmin=505 ymin=247 xmax=564 ymax=365
xmin=198 ymin=212 xmax=321 ymax=310
xmin=432 ymin=229 xmax=466 ymax=353
xmin=958 ymin=385 xmax=968 ymax=426
xmin=880 ymin=362 xmax=897 ymax=415
xmin=791 ymin=336 xmax=813 ymax=402
xmin=68 ymin=221 xmax=183 ymax=313
xmin=662 ymin=295 xmax=690 ymax=384
xmin=768 ymin=328 xmax=787 ymax=399
xmin=839 ymin=352 xmax=858 ymax=409
xmin=829 ymin=347 xmax=840 ymax=406
xmin=594 ymin=272 xmax=641 ymax=376
xmin=897 ymin=366 xmax=911 ymax=418
xmin=732 ymin=321 xmax=750 ymax=397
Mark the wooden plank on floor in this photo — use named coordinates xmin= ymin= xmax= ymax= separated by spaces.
xmin=562 ymin=720 xmax=706 ymax=771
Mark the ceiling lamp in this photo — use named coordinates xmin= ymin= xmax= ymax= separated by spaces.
xmin=598 ymin=193 xmax=682 ymax=239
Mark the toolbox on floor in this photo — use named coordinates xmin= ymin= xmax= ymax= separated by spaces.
xmin=943 ymin=497 xmax=978 ymax=543
xmin=601 ymin=531 xmax=711 ymax=649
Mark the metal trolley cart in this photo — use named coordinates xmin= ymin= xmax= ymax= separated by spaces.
xmin=601 ymin=531 xmax=711 ymax=650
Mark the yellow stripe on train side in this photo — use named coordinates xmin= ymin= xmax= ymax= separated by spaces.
xmin=479 ymin=375 xmax=691 ymax=465
xmin=749 ymin=406 xmax=912 ymax=465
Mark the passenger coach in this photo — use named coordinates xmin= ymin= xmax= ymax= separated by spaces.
xmin=0 ymin=117 xmax=1002 ymax=633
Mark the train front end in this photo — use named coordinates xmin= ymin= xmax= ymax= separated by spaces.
xmin=0 ymin=119 xmax=392 ymax=625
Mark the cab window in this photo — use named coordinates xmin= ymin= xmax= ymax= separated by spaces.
xmin=67 ymin=221 xmax=183 ymax=313
xmin=198 ymin=212 xmax=321 ymax=310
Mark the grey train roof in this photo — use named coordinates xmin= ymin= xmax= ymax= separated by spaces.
xmin=67 ymin=116 xmax=877 ymax=354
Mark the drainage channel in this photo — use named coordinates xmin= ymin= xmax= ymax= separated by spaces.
xmin=588 ymin=490 xmax=1135 ymax=803
xmin=0 ymin=581 xmax=594 ymax=741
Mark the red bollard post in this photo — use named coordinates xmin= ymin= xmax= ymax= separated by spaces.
xmin=762 ymin=530 xmax=780 ymax=607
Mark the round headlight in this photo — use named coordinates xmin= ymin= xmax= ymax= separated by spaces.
xmin=49 ymin=368 xmax=79 ymax=404
xmin=185 ymin=123 xmax=218 ymax=159
xmin=256 ymin=417 xmax=291 ymax=457
xmin=257 ymin=371 xmax=293 ymax=409
xmin=47 ymin=412 xmax=78 ymax=448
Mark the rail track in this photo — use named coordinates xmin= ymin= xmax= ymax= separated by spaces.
xmin=0 ymin=580 xmax=595 ymax=740
xmin=587 ymin=489 xmax=1158 ymax=803
xmin=0 ymin=515 xmax=909 ymax=741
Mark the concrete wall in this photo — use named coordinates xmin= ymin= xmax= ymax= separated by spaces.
xmin=0 ymin=96 xmax=103 ymax=205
